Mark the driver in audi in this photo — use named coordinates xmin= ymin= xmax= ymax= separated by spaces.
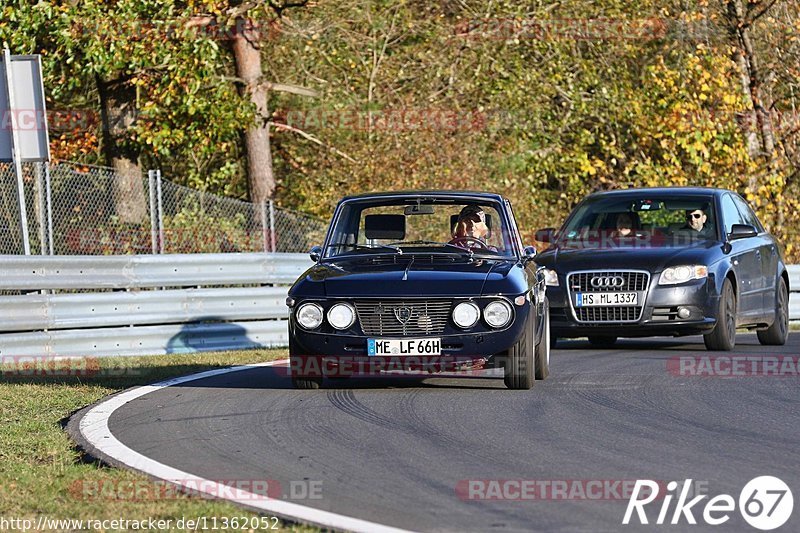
xmin=449 ymin=204 xmax=498 ymax=251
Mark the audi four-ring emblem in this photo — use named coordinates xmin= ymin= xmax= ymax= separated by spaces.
xmin=590 ymin=275 xmax=625 ymax=288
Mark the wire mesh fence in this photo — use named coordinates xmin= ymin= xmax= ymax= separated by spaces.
xmin=0 ymin=161 xmax=327 ymax=255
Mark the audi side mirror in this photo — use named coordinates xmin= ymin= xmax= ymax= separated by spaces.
xmin=535 ymin=228 xmax=556 ymax=243
xmin=728 ymin=224 xmax=757 ymax=240
xmin=309 ymin=245 xmax=322 ymax=262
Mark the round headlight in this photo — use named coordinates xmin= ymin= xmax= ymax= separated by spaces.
xmin=328 ymin=303 xmax=356 ymax=330
xmin=296 ymin=303 xmax=323 ymax=330
xmin=453 ymin=302 xmax=480 ymax=328
xmin=484 ymin=300 xmax=512 ymax=328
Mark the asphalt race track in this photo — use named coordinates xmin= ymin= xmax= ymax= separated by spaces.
xmin=74 ymin=333 xmax=800 ymax=532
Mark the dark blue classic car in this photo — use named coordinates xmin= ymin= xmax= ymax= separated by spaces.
xmin=536 ymin=187 xmax=789 ymax=350
xmin=286 ymin=191 xmax=550 ymax=389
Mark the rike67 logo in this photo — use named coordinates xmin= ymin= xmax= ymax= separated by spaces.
xmin=623 ymin=477 xmax=793 ymax=530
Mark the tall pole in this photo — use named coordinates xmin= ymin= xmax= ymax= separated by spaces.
xmin=156 ymin=169 xmax=164 ymax=253
xmin=148 ymin=170 xmax=158 ymax=254
xmin=3 ymin=47 xmax=30 ymax=254
xmin=44 ymin=160 xmax=53 ymax=254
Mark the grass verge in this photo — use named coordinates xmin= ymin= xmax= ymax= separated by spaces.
xmin=0 ymin=349 xmax=318 ymax=532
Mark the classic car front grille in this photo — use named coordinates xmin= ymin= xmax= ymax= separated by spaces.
xmin=575 ymin=306 xmax=643 ymax=322
xmin=354 ymin=299 xmax=452 ymax=336
xmin=568 ymin=271 xmax=649 ymax=292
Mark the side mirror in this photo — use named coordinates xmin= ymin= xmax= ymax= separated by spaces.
xmin=522 ymin=245 xmax=537 ymax=262
xmin=535 ymin=228 xmax=556 ymax=243
xmin=309 ymin=245 xmax=322 ymax=262
xmin=728 ymin=224 xmax=757 ymax=240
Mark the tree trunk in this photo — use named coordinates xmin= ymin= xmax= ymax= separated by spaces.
xmin=96 ymin=75 xmax=147 ymax=224
xmin=726 ymin=0 xmax=776 ymax=175
xmin=231 ymin=18 xmax=275 ymax=204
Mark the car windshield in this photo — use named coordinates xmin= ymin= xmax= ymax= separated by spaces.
xmin=557 ymin=195 xmax=718 ymax=248
xmin=323 ymin=199 xmax=516 ymax=258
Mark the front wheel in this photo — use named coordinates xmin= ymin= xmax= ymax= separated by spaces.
xmin=504 ymin=310 xmax=535 ymax=390
xmin=758 ymin=277 xmax=789 ymax=346
xmin=704 ymin=278 xmax=736 ymax=351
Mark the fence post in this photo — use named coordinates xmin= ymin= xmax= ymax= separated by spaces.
xmin=269 ymin=199 xmax=276 ymax=253
xmin=44 ymin=161 xmax=53 ymax=254
xmin=260 ymin=201 xmax=269 ymax=253
xmin=148 ymin=170 xmax=158 ymax=254
xmin=34 ymin=162 xmax=46 ymax=255
xmin=155 ymin=169 xmax=164 ymax=253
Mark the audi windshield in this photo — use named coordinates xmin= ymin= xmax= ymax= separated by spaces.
xmin=557 ymin=195 xmax=720 ymax=248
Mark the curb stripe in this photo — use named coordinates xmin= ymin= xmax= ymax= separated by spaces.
xmin=79 ymin=359 xmax=410 ymax=533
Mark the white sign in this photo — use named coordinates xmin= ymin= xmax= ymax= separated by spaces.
xmin=0 ymin=54 xmax=50 ymax=162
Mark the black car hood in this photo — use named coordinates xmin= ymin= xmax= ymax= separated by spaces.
xmin=538 ymin=241 xmax=720 ymax=272
xmin=302 ymin=256 xmax=520 ymax=297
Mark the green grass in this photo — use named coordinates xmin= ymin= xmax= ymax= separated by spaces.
xmin=0 ymin=349 xmax=319 ymax=532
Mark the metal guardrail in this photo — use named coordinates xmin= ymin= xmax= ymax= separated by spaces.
xmin=0 ymin=253 xmax=313 ymax=356
xmin=0 ymin=253 xmax=311 ymax=290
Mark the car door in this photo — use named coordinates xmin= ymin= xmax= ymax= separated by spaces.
xmin=720 ymin=194 xmax=762 ymax=321
xmin=732 ymin=194 xmax=776 ymax=319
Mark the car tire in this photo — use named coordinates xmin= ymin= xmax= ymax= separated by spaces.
xmin=504 ymin=309 xmax=535 ymax=390
xmin=704 ymin=278 xmax=736 ymax=351
xmin=289 ymin=336 xmax=324 ymax=389
xmin=758 ymin=277 xmax=789 ymax=346
xmin=535 ymin=299 xmax=550 ymax=380
xmin=588 ymin=335 xmax=617 ymax=347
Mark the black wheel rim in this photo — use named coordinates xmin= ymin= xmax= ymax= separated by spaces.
xmin=778 ymin=285 xmax=788 ymax=338
xmin=725 ymin=285 xmax=736 ymax=344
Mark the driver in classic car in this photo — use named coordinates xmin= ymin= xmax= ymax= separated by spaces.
xmin=449 ymin=204 xmax=497 ymax=251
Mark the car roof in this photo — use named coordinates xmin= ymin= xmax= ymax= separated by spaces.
xmin=339 ymin=190 xmax=508 ymax=203
xmin=584 ymin=187 xmax=730 ymax=199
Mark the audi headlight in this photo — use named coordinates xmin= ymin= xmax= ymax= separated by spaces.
xmin=484 ymin=300 xmax=512 ymax=328
xmin=327 ymin=303 xmax=356 ymax=330
xmin=453 ymin=302 xmax=480 ymax=328
xmin=544 ymin=268 xmax=559 ymax=287
xmin=296 ymin=303 xmax=323 ymax=329
xmin=659 ymin=265 xmax=708 ymax=285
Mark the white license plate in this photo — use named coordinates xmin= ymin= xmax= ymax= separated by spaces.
xmin=576 ymin=292 xmax=638 ymax=307
xmin=367 ymin=338 xmax=441 ymax=356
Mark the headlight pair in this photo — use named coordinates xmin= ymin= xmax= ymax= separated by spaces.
xmin=659 ymin=265 xmax=708 ymax=285
xmin=453 ymin=300 xmax=512 ymax=329
xmin=296 ymin=302 xmax=355 ymax=330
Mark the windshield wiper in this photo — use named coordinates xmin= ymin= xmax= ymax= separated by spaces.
xmin=347 ymin=244 xmax=402 ymax=254
xmin=389 ymin=240 xmax=475 ymax=257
